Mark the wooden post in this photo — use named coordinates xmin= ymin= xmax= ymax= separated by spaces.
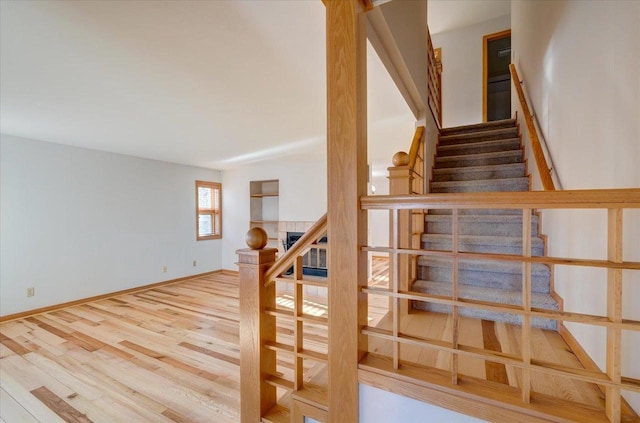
xmin=326 ymin=0 xmax=368 ymax=421
xmin=388 ymin=151 xmax=413 ymax=316
xmin=606 ymin=208 xmax=623 ymax=423
xmin=237 ymin=229 xmax=278 ymax=423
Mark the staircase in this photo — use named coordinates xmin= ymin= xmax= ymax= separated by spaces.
xmin=413 ymin=118 xmax=559 ymax=329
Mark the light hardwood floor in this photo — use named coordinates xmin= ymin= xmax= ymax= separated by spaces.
xmin=1 ymin=272 xmax=244 ymax=422
xmin=1 ymin=260 xmax=636 ymax=422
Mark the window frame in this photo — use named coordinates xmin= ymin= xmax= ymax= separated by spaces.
xmin=195 ymin=180 xmax=222 ymax=241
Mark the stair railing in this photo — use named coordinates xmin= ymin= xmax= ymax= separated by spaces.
xmin=237 ymin=213 xmax=328 ymax=423
xmin=510 ymin=63 xmax=560 ymax=191
xmin=358 ymin=188 xmax=640 ymax=423
xmin=427 ymin=30 xmax=443 ymax=127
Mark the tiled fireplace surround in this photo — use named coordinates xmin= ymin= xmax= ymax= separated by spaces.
xmin=276 ymin=221 xmax=327 ymax=300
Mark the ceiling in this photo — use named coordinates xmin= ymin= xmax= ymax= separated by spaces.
xmin=0 ymin=1 xmax=510 ymax=170
xmin=428 ymin=0 xmax=511 ymax=35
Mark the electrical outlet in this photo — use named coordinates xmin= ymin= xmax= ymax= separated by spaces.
xmin=27 ymin=287 xmax=35 ymax=297
xmin=192 ymin=260 xmax=197 ymax=267
xmin=162 ymin=265 xmax=167 ymax=273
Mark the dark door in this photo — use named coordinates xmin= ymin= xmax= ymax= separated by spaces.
xmin=484 ymin=31 xmax=511 ymax=121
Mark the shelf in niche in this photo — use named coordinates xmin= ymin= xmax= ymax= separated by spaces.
xmin=250 ymin=193 xmax=279 ymax=198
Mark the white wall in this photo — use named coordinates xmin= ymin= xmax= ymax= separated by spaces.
xmin=0 ymin=134 xmax=222 ymax=317
xmin=360 ymin=384 xmax=486 ymax=422
xmin=221 ymin=155 xmax=327 ymax=270
xmin=511 ymin=0 xmax=640 ymax=410
xmin=432 ymin=15 xmax=511 ymax=128
xmin=377 ymin=0 xmax=429 ymax=113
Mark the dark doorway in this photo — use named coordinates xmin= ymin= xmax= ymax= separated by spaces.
xmin=483 ymin=30 xmax=511 ymax=122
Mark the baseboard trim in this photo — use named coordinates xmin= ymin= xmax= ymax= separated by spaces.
xmin=0 ymin=270 xmax=221 ymax=323
xmin=220 ymin=269 xmax=239 ymax=276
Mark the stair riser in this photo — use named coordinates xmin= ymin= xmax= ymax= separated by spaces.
xmin=416 ymin=266 xmax=550 ymax=293
xmin=412 ymin=303 xmax=557 ymax=330
xmin=437 ymin=139 xmax=521 ymax=157
xmin=421 ymin=240 xmax=545 ymax=256
xmin=440 ymin=119 xmax=516 ymax=135
xmin=433 ymin=165 xmax=526 ymax=182
xmin=426 ymin=221 xmax=539 ymax=237
xmin=431 ymin=180 xmax=529 ymax=193
xmin=435 ymin=153 xmax=523 ymax=169
xmin=439 ymin=130 xmax=519 ymax=146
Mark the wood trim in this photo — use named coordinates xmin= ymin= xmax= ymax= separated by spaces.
xmin=510 ymin=63 xmax=556 ymax=190
xmin=360 ymin=188 xmax=640 ymax=210
xmin=482 ymin=29 xmax=511 ymax=122
xmin=325 ymin=0 xmax=368 ymax=420
xmin=0 ymin=270 xmax=221 ymax=322
xmin=196 ymin=180 xmax=223 ymax=240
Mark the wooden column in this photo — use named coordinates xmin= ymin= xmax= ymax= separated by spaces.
xmin=326 ymin=0 xmax=368 ymax=421
xmin=388 ymin=152 xmax=413 ymax=316
xmin=237 ymin=235 xmax=278 ymax=423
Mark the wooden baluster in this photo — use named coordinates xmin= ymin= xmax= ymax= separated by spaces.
xmin=391 ymin=208 xmax=400 ymax=369
xmin=521 ymin=209 xmax=532 ymax=403
xmin=237 ymin=228 xmax=278 ymax=422
xmin=294 ymin=255 xmax=304 ymax=391
xmin=451 ymin=209 xmax=459 ymax=385
xmin=607 ymin=208 xmax=623 ymax=423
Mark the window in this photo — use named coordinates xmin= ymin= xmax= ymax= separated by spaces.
xmin=196 ymin=181 xmax=222 ymax=240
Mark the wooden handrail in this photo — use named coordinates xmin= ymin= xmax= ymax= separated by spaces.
xmin=360 ymin=189 xmax=640 ymax=210
xmin=407 ymin=126 xmax=425 ymax=169
xmin=264 ymin=213 xmax=328 ymax=284
xmin=510 ymin=64 xmax=556 ymax=191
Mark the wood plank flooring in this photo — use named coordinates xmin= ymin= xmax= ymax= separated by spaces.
xmin=1 ymin=272 xmax=243 ymax=423
xmin=1 ymin=260 xmax=636 ymax=422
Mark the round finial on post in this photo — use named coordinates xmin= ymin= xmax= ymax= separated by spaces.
xmin=392 ymin=151 xmax=410 ymax=166
xmin=246 ymin=227 xmax=268 ymax=250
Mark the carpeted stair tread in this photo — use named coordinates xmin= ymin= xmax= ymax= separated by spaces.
xmin=439 ymin=127 xmax=519 ymax=146
xmin=411 ymin=280 xmax=558 ymax=330
xmin=421 ymin=233 xmax=545 ymax=256
xmin=431 ymin=177 xmax=529 ymax=193
xmin=428 ymin=208 xmax=524 ymax=216
xmin=416 ymin=256 xmax=551 ymax=293
xmin=437 ymin=138 xmax=522 ymax=157
xmin=440 ymin=119 xmax=516 ymax=136
xmin=425 ymin=213 xmax=539 ymax=237
xmin=417 ymin=256 xmax=550 ymax=277
xmin=432 ymin=163 xmax=526 ymax=182
xmin=434 ymin=149 xmax=523 ymax=169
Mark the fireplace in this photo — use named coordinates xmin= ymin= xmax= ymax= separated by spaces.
xmin=284 ymin=231 xmax=328 ymax=277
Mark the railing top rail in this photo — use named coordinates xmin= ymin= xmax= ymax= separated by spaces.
xmin=407 ymin=126 xmax=425 ymax=169
xmin=264 ymin=213 xmax=328 ymax=285
xmin=360 ymin=189 xmax=640 ymax=210
xmin=510 ymin=63 xmax=556 ymax=191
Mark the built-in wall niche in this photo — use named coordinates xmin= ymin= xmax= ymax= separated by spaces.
xmin=249 ymin=179 xmax=279 ymax=249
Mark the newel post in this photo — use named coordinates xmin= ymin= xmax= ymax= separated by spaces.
xmin=388 ymin=151 xmax=413 ymax=316
xmin=237 ymin=228 xmax=278 ymax=423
